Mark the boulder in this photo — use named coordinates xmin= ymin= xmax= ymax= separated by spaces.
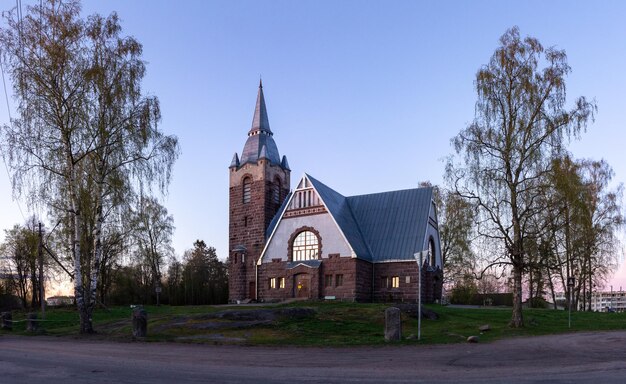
xmin=394 ymin=303 xmax=439 ymax=320
xmin=479 ymin=324 xmax=491 ymax=332
xmin=467 ymin=335 xmax=479 ymax=343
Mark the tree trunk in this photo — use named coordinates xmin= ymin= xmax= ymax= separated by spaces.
xmin=510 ymin=263 xmax=524 ymax=328
xmin=69 ymin=166 xmax=93 ymax=334
xmin=89 ymin=193 xmax=104 ymax=318
xmin=546 ymin=266 xmax=558 ymax=310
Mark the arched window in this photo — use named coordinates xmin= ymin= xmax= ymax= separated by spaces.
xmin=292 ymin=231 xmax=319 ymax=261
xmin=242 ymin=177 xmax=251 ymax=204
xmin=429 ymin=238 xmax=436 ymax=266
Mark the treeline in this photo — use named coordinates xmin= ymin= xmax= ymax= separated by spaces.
xmin=0 ymin=208 xmax=228 ymax=308
xmin=105 ymin=240 xmax=228 ymax=306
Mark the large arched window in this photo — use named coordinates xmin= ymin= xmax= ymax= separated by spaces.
xmin=242 ymin=177 xmax=251 ymax=203
xmin=292 ymin=231 xmax=319 ymax=261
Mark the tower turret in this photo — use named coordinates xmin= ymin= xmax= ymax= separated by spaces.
xmin=228 ymin=82 xmax=291 ymax=302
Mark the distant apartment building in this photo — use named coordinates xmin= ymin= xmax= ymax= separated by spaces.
xmin=555 ymin=290 xmax=626 ymax=312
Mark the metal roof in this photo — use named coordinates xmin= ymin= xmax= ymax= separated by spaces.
xmin=347 ymin=187 xmax=433 ymax=262
xmin=306 ymin=174 xmax=372 ymax=261
xmin=287 ymin=260 xmax=322 ymax=269
xmin=263 ymin=174 xmax=434 ymax=263
xmin=240 ymin=82 xmax=282 ymax=166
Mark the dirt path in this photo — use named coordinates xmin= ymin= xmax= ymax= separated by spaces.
xmin=2 ymin=331 xmax=626 ymax=383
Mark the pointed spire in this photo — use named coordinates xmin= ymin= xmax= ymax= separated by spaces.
xmin=250 ymin=81 xmax=272 ymax=135
xmin=230 ymin=152 xmax=240 ymax=168
xmin=281 ymin=155 xmax=290 ymax=170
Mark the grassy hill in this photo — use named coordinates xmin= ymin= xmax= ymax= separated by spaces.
xmin=3 ymin=302 xmax=626 ymax=346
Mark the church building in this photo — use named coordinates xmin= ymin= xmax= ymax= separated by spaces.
xmin=228 ymin=82 xmax=443 ymax=303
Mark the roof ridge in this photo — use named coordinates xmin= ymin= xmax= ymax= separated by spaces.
xmin=347 ymin=185 xmax=432 ymax=199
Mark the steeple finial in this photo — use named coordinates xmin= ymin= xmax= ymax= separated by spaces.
xmin=259 ymin=76 xmax=263 ymax=89
xmin=250 ymin=80 xmax=271 ymax=135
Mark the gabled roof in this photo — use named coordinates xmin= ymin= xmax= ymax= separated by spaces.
xmin=347 ymin=187 xmax=433 ymax=262
xmin=263 ymin=174 xmax=434 ymax=263
xmin=306 ymin=174 xmax=372 ymax=261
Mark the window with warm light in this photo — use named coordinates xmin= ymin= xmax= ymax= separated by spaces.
xmin=292 ymin=231 xmax=319 ymax=261
xmin=269 ymin=278 xmax=277 ymax=289
xmin=392 ymin=276 xmax=400 ymax=288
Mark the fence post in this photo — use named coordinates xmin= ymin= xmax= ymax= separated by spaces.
xmin=132 ymin=307 xmax=147 ymax=338
xmin=1 ymin=312 xmax=12 ymax=330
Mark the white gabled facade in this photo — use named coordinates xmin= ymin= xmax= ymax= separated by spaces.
xmin=259 ymin=174 xmax=357 ymax=265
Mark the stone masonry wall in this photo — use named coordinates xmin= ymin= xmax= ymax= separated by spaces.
xmin=229 ymin=159 xmax=290 ymax=302
xmin=258 ymin=255 xmax=360 ymax=301
xmin=373 ymin=262 xmax=443 ymax=303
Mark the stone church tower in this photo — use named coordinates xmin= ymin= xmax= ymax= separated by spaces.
xmin=228 ymin=82 xmax=291 ymax=302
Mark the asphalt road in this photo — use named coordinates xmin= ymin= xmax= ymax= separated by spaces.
xmin=2 ymin=331 xmax=626 ymax=383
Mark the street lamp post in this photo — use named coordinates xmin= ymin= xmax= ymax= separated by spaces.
xmin=413 ymin=250 xmax=428 ymax=341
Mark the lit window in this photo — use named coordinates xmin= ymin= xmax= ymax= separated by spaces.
xmin=392 ymin=276 xmax=400 ymax=288
xmin=279 ymin=277 xmax=285 ymax=289
xmin=243 ymin=178 xmax=251 ymax=203
xmin=269 ymin=278 xmax=276 ymax=289
xmin=292 ymin=231 xmax=319 ymax=261
xmin=335 ymin=274 xmax=343 ymax=287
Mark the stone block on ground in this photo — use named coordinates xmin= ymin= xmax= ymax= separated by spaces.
xmin=384 ymin=307 xmax=402 ymax=342
xmin=467 ymin=335 xmax=479 ymax=343
xmin=479 ymin=324 xmax=491 ymax=332
xmin=132 ymin=307 xmax=148 ymax=338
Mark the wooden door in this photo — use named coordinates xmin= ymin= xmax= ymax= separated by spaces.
xmin=249 ymin=281 xmax=255 ymax=300
xmin=294 ymin=274 xmax=311 ymax=299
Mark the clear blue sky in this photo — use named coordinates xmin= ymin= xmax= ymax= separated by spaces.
xmin=1 ymin=1 xmax=625 ymax=288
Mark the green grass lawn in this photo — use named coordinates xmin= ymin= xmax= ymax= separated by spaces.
xmin=3 ymin=302 xmax=626 ymax=346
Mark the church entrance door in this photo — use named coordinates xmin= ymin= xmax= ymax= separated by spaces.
xmin=294 ymin=274 xmax=311 ymax=299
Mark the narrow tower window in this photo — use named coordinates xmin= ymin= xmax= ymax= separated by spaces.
xmin=243 ymin=177 xmax=251 ymax=203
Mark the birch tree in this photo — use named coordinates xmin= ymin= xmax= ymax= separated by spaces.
xmin=446 ymin=27 xmax=595 ymax=327
xmin=131 ymin=196 xmax=174 ymax=303
xmin=0 ymin=0 xmax=179 ymax=332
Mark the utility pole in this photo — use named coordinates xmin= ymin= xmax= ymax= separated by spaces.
xmin=38 ymin=222 xmax=45 ymax=319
